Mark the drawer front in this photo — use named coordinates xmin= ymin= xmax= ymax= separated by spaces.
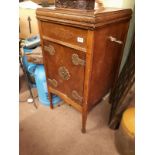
xmin=41 ymin=22 xmax=87 ymax=49
xmin=43 ymin=40 xmax=86 ymax=105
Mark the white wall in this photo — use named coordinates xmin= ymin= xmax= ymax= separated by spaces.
xmin=102 ymin=0 xmax=134 ymax=9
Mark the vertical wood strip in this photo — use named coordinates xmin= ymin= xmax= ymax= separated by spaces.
xmin=82 ymin=30 xmax=94 ymax=133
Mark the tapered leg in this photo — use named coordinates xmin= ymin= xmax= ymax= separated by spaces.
xmin=81 ymin=107 xmax=88 ymax=133
xmin=48 ymin=88 xmax=53 ymax=109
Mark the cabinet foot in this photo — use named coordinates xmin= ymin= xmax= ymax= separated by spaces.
xmin=50 ymin=104 xmax=53 ymax=109
xmin=82 ymin=108 xmax=87 ymax=133
xmin=48 ymin=91 xmax=53 ymax=109
xmin=81 ymin=128 xmax=86 ymax=133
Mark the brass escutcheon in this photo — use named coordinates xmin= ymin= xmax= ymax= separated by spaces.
xmin=72 ymin=54 xmax=85 ymax=66
xmin=58 ymin=66 xmax=70 ymax=80
xmin=48 ymin=78 xmax=58 ymax=87
xmin=71 ymin=90 xmax=83 ymax=103
xmin=44 ymin=45 xmax=55 ymax=55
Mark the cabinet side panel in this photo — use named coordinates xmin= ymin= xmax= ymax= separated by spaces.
xmin=88 ymin=20 xmax=130 ymax=108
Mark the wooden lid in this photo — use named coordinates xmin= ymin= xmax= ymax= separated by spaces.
xmin=121 ymin=107 xmax=135 ymax=138
xmin=36 ymin=7 xmax=132 ymax=29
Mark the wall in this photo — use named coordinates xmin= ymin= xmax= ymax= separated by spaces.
xmin=103 ymin=0 xmax=134 ymax=9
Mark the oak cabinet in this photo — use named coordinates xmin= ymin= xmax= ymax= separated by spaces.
xmin=36 ymin=7 xmax=132 ymax=132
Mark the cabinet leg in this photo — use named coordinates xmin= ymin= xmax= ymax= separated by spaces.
xmin=82 ymin=109 xmax=88 ymax=133
xmin=48 ymin=91 xmax=53 ymax=109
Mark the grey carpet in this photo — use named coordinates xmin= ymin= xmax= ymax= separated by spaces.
xmin=19 ymin=70 xmax=119 ymax=155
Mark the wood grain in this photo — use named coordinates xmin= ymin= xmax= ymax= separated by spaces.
xmin=43 ymin=40 xmax=86 ymax=105
xmin=88 ymin=20 xmax=130 ymax=107
xmin=36 ymin=7 xmax=132 ymax=29
xmin=37 ymin=7 xmax=132 ymax=132
xmin=49 ymin=87 xmax=82 ymax=112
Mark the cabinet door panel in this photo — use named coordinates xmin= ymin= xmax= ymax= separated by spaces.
xmin=43 ymin=40 xmax=86 ymax=105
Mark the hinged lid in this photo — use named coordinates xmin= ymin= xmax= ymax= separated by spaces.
xmin=36 ymin=7 xmax=132 ymax=29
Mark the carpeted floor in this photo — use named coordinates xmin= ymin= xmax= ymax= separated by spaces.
xmin=19 ymin=70 xmax=119 ymax=155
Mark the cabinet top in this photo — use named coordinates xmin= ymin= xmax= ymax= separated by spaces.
xmin=36 ymin=7 xmax=132 ymax=29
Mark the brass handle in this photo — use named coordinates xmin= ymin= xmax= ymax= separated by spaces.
xmin=48 ymin=78 xmax=58 ymax=87
xmin=108 ymin=36 xmax=123 ymax=44
xmin=72 ymin=54 xmax=85 ymax=66
xmin=44 ymin=45 xmax=55 ymax=55
xmin=58 ymin=66 xmax=70 ymax=80
xmin=72 ymin=90 xmax=83 ymax=103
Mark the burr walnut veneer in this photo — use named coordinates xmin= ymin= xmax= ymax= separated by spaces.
xmin=36 ymin=7 xmax=132 ymax=133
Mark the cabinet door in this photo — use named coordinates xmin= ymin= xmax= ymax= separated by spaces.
xmin=43 ymin=40 xmax=86 ymax=105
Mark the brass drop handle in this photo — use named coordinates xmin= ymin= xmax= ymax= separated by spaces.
xmin=72 ymin=90 xmax=83 ymax=103
xmin=72 ymin=54 xmax=85 ymax=66
xmin=108 ymin=36 xmax=123 ymax=45
xmin=48 ymin=78 xmax=58 ymax=88
xmin=58 ymin=66 xmax=70 ymax=80
xmin=44 ymin=45 xmax=55 ymax=55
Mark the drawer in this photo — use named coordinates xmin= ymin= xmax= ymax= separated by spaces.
xmin=41 ymin=22 xmax=88 ymax=49
xmin=43 ymin=40 xmax=86 ymax=105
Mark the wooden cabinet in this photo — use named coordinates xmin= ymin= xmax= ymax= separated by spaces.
xmin=36 ymin=7 xmax=132 ymax=133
